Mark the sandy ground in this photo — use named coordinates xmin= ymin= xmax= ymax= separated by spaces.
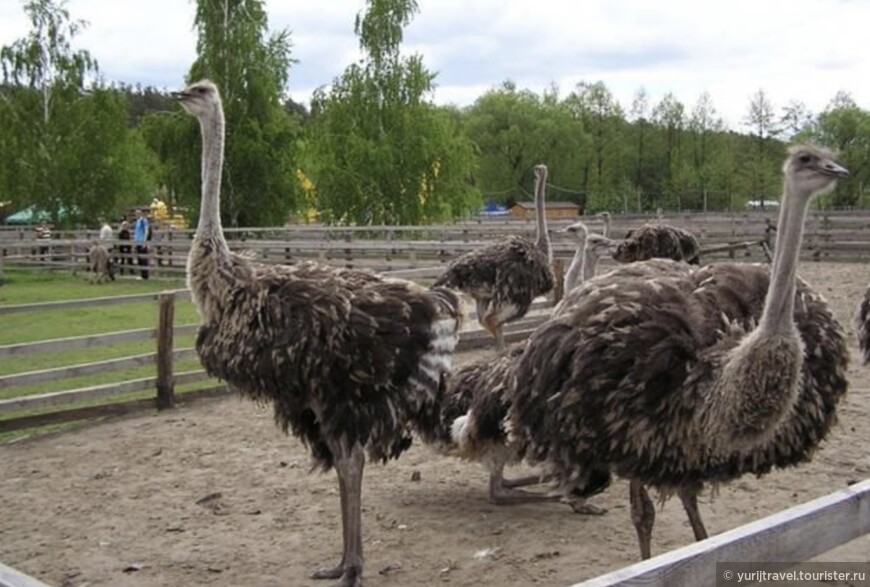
xmin=1 ymin=261 xmax=869 ymax=587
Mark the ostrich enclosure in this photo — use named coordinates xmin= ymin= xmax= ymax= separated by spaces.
xmin=0 ymin=260 xmax=869 ymax=587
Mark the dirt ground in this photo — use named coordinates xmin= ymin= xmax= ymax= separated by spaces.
xmin=1 ymin=261 xmax=869 ymax=587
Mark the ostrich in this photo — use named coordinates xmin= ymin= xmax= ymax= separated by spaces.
xmin=562 ymin=221 xmax=618 ymax=293
xmin=87 ymin=243 xmax=115 ymax=283
xmin=433 ymin=165 xmax=554 ymax=350
xmin=174 ymin=80 xmax=463 ymax=587
xmin=612 ymin=223 xmax=701 ymax=265
xmin=597 ymin=211 xmax=613 ymax=238
xmin=856 ymin=289 xmax=870 ymax=363
xmin=509 ymin=144 xmax=850 ymax=559
xmin=427 ymin=221 xmax=616 ymax=510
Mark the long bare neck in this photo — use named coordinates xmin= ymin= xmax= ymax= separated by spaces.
xmin=564 ymin=238 xmax=587 ymax=292
xmin=196 ymin=108 xmax=227 ymax=252
xmin=534 ymin=174 xmax=551 ymax=261
xmin=582 ymin=247 xmax=601 ymax=282
xmin=702 ymin=174 xmax=812 ymax=454
xmin=759 ymin=176 xmax=811 ymax=334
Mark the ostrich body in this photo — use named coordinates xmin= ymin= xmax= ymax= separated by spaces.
xmin=509 ymin=144 xmax=849 ymax=559
xmin=175 ymin=80 xmax=462 ymax=587
xmin=433 ymin=165 xmax=554 ymax=350
xmin=612 ymin=223 xmax=701 ymax=265
xmin=856 ymin=290 xmax=870 ymax=363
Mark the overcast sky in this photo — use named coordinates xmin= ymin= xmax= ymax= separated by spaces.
xmin=1 ymin=0 xmax=867 ymax=129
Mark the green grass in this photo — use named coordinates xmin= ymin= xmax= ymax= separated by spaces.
xmin=0 ymin=268 xmax=219 ymax=400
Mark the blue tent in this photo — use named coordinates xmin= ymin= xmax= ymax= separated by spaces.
xmin=3 ymin=207 xmax=51 ymax=225
xmin=480 ymin=201 xmax=509 ymax=216
xmin=3 ymin=205 xmax=77 ymax=225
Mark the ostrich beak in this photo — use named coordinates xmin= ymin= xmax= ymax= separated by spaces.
xmin=171 ymin=91 xmax=191 ymax=101
xmin=821 ymin=160 xmax=850 ymax=179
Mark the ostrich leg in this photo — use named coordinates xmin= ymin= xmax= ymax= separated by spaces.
xmin=630 ymin=480 xmax=656 ymax=560
xmin=311 ymin=442 xmax=365 ymax=587
xmin=677 ymin=483 xmax=709 ymax=541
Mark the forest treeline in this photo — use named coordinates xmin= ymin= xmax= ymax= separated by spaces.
xmin=1 ymin=0 xmax=868 ymax=228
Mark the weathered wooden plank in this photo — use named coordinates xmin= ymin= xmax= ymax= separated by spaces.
xmin=0 ymin=562 xmax=54 ymax=587
xmin=0 ymin=369 xmax=213 ymax=413
xmin=571 ymin=478 xmax=870 ymax=587
xmin=0 ymin=325 xmax=199 ymax=358
xmin=0 ymin=385 xmax=230 ymax=433
xmin=0 ymin=289 xmax=191 ymax=316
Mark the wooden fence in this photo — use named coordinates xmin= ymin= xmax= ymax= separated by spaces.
xmin=573 ymin=478 xmax=870 ymax=587
xmin=4 ymin=210 xmax=870 ymax=281
xmin=0 ymin=282 xmax=555 ymax=434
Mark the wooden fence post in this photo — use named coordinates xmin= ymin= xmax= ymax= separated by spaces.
xmin=552 ymin=258 xmax=565 ymax=305
xmin=156 ymin=292 xmax=175 ymax=409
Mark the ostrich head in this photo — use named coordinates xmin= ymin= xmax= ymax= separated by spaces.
xmin=586 ymin=234 xmax=618 ymax=258
xmin=172 ymin=79 xmax=222 ymax=119
xmin=783 ymin=144 xmax=849 ymax=200
xmin=564 ymin=221 xmax=589 ymax=242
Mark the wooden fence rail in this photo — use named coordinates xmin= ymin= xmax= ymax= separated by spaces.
xmin=6 ymin=210 xmax=870 ymax=278
xmin=572 ymin=478 xmax=870 ymax=587
xmin=0 ymin=283 xmax=553 ymax=434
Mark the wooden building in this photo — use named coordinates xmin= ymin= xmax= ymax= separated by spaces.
xmin=509 ymin=201 xmax=581 ymax=220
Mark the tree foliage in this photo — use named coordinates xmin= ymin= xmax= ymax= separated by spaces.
xmin=0 ymin=0 xmax=153 ymax=226
xmin=140 ymin=0 xmax=300 ymax=227
xmin=306 ymin=0 xmax=479 ymax=224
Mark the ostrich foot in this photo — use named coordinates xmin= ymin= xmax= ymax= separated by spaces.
xmin=311 ymin=564 xmax=343 ymax=580
xmin=311 ymin=564 xmax=362 ymax=587
xmin=501 ymin=473 xmax=548 ymax=489
xmin=489 ymin=486 xmax=556 ymax=505
xmin=565 ymin=499 xmax=608 ymax=516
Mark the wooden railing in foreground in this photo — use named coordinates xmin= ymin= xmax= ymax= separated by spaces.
xmin=0 ymin=562 xmax=53 ymax=587
xmin=572 ymin=478 xmax=870 ymax=587
xmin=0 ymin=285 xmax=553 ymax=434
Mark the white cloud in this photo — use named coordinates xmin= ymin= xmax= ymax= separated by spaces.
xmin=0 ymin=0 xmax=867 ymax=128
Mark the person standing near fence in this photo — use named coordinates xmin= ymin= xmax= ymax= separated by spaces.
xmin=35 ymin=220 xmax=51 ymax=261
xmin=134 ymin=210 xmax=150 ymax=280
xmin=117 ymin=218 xmax=132 ymax=275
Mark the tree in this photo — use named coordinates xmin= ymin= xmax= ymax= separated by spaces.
xmin=652 ymin=93 xmax=686 ymax=209
xmin=810 ymin=92 xmax=870 ymax=207
xmin=564 ymin=81 xmax=625 ymax=211
xmin=140 ymin=0 xmax=300 ymax=228
xmin=306 ymin=0 xmax=478 ymax=224
xmin=743 ymin=89 xmax=781 ymax=209
xmin=0 ymin=0 xmax=153 ymax=225
xmin=688 ymin=92 xmax=723 ymax=210
xmin=462 ymin=83 xmax=587 ymax=207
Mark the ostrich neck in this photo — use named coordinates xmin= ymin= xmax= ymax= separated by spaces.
xmin=564 ymin=239 xmax=587 ymax=291
xmin=534 ymin=176 xmax=551 ymax=261
xmin=582 ymin=248 xmax=600 ymax=282
xmin=700 ymin=175 xmax=812 ymax=455
xmin=759 ymin=176 xmax=811 ymax=334
xmin=197 ymin=110 xmax=227 ymax=248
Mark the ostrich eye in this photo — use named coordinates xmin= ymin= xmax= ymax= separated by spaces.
xmin=798 ymin=154 xmax=812 ymax=164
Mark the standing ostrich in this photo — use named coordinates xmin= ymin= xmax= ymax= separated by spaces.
xmin=428 ymin=221 xmax=616 ymax=510
xmin=509 ymin=144 xmax=850 ymax=559
xmin=597 ymin=211 xmax=613 ymax=238
xmin=856 ymin=289 xmax=870 ymax=362
xmin=174 ymin=80 xmax=462 ymax=587
xmin=612 ymin=223 xmax=701 ymax=264
xmin=562 ymin=221 xmax=618 ymax=292
xmin=433 ymin=165 xmax=554 ymax=350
